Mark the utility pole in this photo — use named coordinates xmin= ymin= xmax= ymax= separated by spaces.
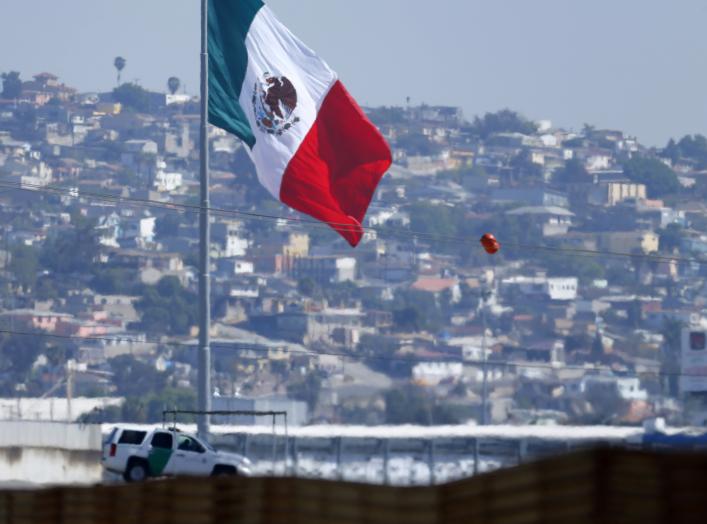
xmin=197 ymin=0 xmax=212 ymax=438
xmin=480 ymin=289 xmax=491 ymax=426
xmin=66 ymin=360 xmax=74 ymax=422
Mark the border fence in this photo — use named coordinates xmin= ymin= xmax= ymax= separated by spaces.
xmin=2 ymin=448 xmax=707 ymax=523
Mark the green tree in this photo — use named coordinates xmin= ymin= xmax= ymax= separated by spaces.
xmin=540 ymin=251 xmax=605 ymax=283
xmin=384 ymin=385 xmax=459 ymax=425
xmin=673 ymin=134 xmax=707 ymax=168
xmin=471 ymin=109 xmax=538 ymax=139
xmin=40 ymin=222 xmax=99 ymax=275
xmin=323 ymin=281 xmax=359 ymax=306
xmin=359 ymin=334 xmax=410 ymax=377
xmin=9 ymin=244 xmax=38 ymax=290
xmin=155 ymin=213 xmax=183 ymax=239
xmin=408 ymin=202 xmax=466 ymax=240
xmin=115 ymin=169 xmax=139 ymax=187
xmin=396 ymin=132 xmax=441 ymax=156
xmin=112 ymin=82 xmax=151 ymax=113
xmin=91 ymin=267 xmax=139 ymax=295
xmin=1 ymin=71 xmax=22 ymax=99
xmin=591 ymin=333 xmax=605 ymax=360
xmin=662 ymin=138 xmax=680 ymax=164
xmin=167 ymin=76 xmax=181 ymax=95
xmin=80 ymin=388 xmax=196 ymax=424
xmin=113 ymin=56 xmax=126 ymax=87
xmin=297 ymin=278 xmax=317 ymax=298
xmin=554 ymin=157 xmax=590 ymax=184
xmin=287 ymin=371 xmax=323 ymax=410
xmin=510 ymin=149 xmax=543 ymax=182
xmin=0 ymin=333 xmax=46 ymax=394
xmin=476 ymin=215 xmax=527 ymax=258
xmin=582 ymin=123 xmax=596 ymax=137
xmin=393 ymin=306 xmax=423 ymax=332
xmin=145 ymin=387 xmax=196 ymax=421
xmin=35 ymin=276 xmax=59 ymax=300
xmin=366 ymin=106 xmax=406 ymax=126
xmin=623 ymin=157 xmax=680 ymax=198
xmin=661 ymin=319 xmax=683 ymax=396
xmin=579 ymin=383 xmax=628 ymax=425
xmin=135 ymin=277 xmax=198 ymax=335
xmin=659 ymin=224 xmax=683 ymax=253
xmin=392 ymin=289 xmax=444 ymax=333
xmin=109 ymin=354 xmax=168 ymax=397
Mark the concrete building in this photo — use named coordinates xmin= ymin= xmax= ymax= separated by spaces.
xmin=589 ymin=182 xmax=647 ymax=206
xmin=600 ymin=231 xmax=659 ymax=254
xmin=412 ymin=362 xmax=464 ymax=386
xmin=212 ymin=396 xmax=309 ymax=426
xmin=491 ymin=188 xmax=569 ymax=208
xmin=500 ymin=276 xmax=578 ymax=301
xmin=566 ymin=375 xmax=648 ymax=402
xmin=680 ymin=323 xmax=707 ymax=394
xmin=506 ymin=206 xmax=574 ymax=237
xmin=290 ymin=256 xmax=356 ymax=284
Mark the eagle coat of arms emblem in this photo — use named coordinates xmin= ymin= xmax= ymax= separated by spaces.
xmin=252 ymin=72 xmax=300 ymax=136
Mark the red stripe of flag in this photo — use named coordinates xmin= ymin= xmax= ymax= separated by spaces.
xmin=280 ymin=81 xmax=392 ymax=247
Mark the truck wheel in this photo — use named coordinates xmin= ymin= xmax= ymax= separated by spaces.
xmin=211 ymin=465 xmax=237 ymax=477
xmin=124 ymin=459 xmax=149 ymax=483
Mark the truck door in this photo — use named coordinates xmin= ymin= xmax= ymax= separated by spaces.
xmin=174 ymin=435 xmax=212 ymax=476
xmin=148 ymin=431 xmax=175 ymax=476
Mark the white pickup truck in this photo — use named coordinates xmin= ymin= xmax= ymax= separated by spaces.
xmin=102 ymin=426 xmax=252 ymax=482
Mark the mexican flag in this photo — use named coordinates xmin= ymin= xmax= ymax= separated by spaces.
xmin=208 ymin=0 xmax=392 ymax=247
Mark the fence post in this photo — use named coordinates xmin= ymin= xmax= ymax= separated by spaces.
xmin=428 ymin=439 xmax=436 ymax=485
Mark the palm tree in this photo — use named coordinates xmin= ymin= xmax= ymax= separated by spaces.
xmin=167 ymin=76 xmax=181 ymax=95
xmin=113 ymin=57 xmax=126 ymax=87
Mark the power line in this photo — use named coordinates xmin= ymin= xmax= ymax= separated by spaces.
xmin=0 ymin=327 xmax=690 ymax=380
xmin=0 ymin=179 xmax=703 ymax=267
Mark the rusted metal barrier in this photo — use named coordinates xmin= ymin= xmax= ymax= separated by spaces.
xmin=1 ymin=448 xmax=706 ymax=523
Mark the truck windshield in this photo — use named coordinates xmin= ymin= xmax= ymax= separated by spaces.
xmin=198 ymin=437 xmax=215 ymax=452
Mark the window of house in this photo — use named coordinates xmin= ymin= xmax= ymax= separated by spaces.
xmin=691 ymin=332 xmax=706 ymax=351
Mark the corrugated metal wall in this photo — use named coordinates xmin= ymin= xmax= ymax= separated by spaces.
xmin=1 ymin=448 xmax=706 ymax=523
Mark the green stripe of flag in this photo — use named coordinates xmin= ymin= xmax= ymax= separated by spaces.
xmin=208 ymin=0 xmax=264 ymax=149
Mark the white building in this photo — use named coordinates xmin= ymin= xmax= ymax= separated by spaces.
xmin=412 ymin=362 xmax=464 ymax=386
xmin=584 ymin=154 xmax=612 ymax=172
xmin=121 ymin=216 xmax=156 ymax=246
xmin=446 ymin=336 xmax=496 ymax=362
xmin=501 ymin=276 xmax=578 ymax=301
xmin=153 ymin=160 xmax=183 ymax=192
xmin=166 ymin=93 xmax=193 ymax=106
xmin=225 ymin=234 xmax=250 ymax=258
xmin=566 ymin=375 xmax=648 ymax=401
xmin=680 ymin=323 xmax=707 ymax=394
xmin=234 ymin=260 xmax=255 ymax=274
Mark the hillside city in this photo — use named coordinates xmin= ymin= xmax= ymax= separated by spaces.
xmin=2 ymin=70 xmax=707 ymax=428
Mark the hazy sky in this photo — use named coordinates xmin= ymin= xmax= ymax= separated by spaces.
xmin=2 ymin=0 xmax=707 ymax=145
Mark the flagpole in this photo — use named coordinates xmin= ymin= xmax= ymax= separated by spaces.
xmin=197 ymin=0 xmax=212 ymax=438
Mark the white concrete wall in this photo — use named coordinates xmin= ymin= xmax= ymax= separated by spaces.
xmin=0 ymin=397 xmax=123 ymax=422
xmin=0 ymin=421 xmax=102 ymax=450
xmin=0 ymin=421 xmax=102 ymax=485
xmin=0 ymin=447 xmax=102 ymax=485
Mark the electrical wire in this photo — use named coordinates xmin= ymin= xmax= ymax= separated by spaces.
xmin=0 ymin=179 xmax=703 ymax=267
xmin=0 ymin=181 xmax=697 ymax=382
xmin=0 ymin=327 xmax=688 ymax=380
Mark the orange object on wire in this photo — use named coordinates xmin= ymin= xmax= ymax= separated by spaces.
xmin=480 ymin=233 xmax=500 ymax=255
